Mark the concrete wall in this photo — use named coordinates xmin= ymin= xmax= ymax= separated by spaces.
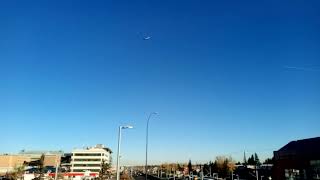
xmin=0 ymin=154 xmax=61 ymax=174
xmin=44 ymin=155 xmax=61 ymax=167
xmin=0 ymin=155 xmax=30 ymax=174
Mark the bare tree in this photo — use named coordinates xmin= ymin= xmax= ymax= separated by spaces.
xmin=214 ymin=156 xmax=236 ymax=178
xmin=6 ymin=165 xmax=25 ymax=180
xmin=39 ymin=154 xmax=45 ymax=179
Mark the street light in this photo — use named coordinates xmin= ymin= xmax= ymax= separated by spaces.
xmin=145 ymin=112 xmax=158 ymax=180
xmin=116 ymin=125 xmax=133 ymax=180
xmin=54 ymin=158 xmax=60 ymax=180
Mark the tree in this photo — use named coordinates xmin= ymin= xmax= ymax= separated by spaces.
xmin=221 ymin=158 xmax=229 ymax=178
xmin=39 ymin=154 xmax=45 ymax=179
xmin=99 ymin=159 xmax=112 ymax=179
xmin=203 ymin=163 xmax=210 ymax=176
xmin=263 ymin=158 xmax=274 ymax=164
xmin=188 ymin=160 xmax=192 ymax=174
xmin=170 ymin=163 xmax=178 ymax=174
xmin=177 ymin=163 xmax=184 ymax=171
xmin=120 ymin=172 xmax=132 ymax=180
xmin=214 ymin=156 xmax=236 ymax=178
xmin=208 ymin=161 xmax=213 ymax=173
xmin=247 ymin=155 xmax=255 ymax=165
xmin=254 ymin=153 xmax=261 ymax=166
xmin=7 ymin=165 xmax=25 ymax=180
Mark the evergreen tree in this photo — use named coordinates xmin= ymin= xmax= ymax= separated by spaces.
xmin=247 ymin=155 xmax=255 ymax=165
xmin=263 ymin=158 xmax=274 ymax=164
xmin=254 ymin=153 xmax=261 ymax=165
xmin=203 ymin=163 xmax=210 ymax=175
xmin=188 ymin=160 xmax=192 ymax=174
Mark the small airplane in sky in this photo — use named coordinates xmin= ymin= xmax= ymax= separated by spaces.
xmin=143 ymin=36 xmax=151 ymax=40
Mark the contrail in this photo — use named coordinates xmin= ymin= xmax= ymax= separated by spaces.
xmin=284 ymin=66 xmax=320 ymax=72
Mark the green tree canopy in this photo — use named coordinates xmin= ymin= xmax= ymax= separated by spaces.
xmin=99 ymin=159 xmax=112 ymax=180
xmin=254 ymin=153 xmax=261 ymax=165
xmin=263 ymin=158 xmax=274 ymax=164
xmin=247 ymin=155 xmax=255 ymax=165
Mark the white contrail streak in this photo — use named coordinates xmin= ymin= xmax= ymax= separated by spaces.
xmin=284 ymin=66 xmax=320 ymax=72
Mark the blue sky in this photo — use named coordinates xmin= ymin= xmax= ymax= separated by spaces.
xmin=1 ymin=0 xmax=319 ymax=165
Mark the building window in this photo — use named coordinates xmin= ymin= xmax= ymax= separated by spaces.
xmin=73 ymin=164 xmax=101 ymax=167
xmin=73 ymin=169 xmax=100 ymax=172
xmin=90 ymin=169 xmax=100 ymax=172
xmin=73 ymin=170 xmax=84 ymax=172
xmin=73 ymin=159 xmax=101 ymax=162
xmin=285 ymin=169 xmax=307 ymax=180
xmin=310 ymin=160 xmax=320 ymax=179
xmin=74 ymin=153 xmax=102 ymax=156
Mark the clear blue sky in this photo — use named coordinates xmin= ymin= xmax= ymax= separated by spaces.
xmin=1 ymin=0 xmax=319 ymax=165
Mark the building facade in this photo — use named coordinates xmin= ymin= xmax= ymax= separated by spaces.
xmin=273 ymin=137 xmax=320 ymax=180
xmin=0 ymin=155 xmax=28 ymax=174
xmin=70 ymin=144 xmax=112 ymax=175
xmin=0 ymin=150 xmax=62 ymax=175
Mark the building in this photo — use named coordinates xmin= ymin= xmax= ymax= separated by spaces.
xmin=60 ymin=153 xmax=72 ymax=172
xmin=18 ymin=150 xmax=62 ymax=167
xmin=0 ymin=150 xmax=63 ymax=175
xmin=0 ymin=155 xmax=28 ymax=174
xmin=273 ymin=137 xmax=320 ymax=180
xmin=70 ymin=144 xmax=112 ymax=177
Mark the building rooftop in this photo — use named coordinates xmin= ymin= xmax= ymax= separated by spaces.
xmin=278 ymin=137 xmax=320 ymax=153
xmin=19 ymin=150 xmax=64 ymax=155
xmin=72 ymin=144 xmax=112 ymax=153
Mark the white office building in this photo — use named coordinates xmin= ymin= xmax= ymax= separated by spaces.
xmin=70 ymin=144 xmax=112 ymax=174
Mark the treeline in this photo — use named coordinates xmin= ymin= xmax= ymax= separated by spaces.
xmin=200 ymin=156 xmax=236 ymax=178
xmin=157 ymin=156 xmax=236 ymax=179
xmin=236 ymin=153 xmax=274 ymax=165
xmin=158 ymin=153 xmax=273 ymax=179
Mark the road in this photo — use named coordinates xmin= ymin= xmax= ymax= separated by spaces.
xmin=133 ymin=175 xmax=146 ymax=180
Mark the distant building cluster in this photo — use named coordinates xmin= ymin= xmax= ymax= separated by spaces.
xmin=0 ymin=144 xmax=112 ymax=179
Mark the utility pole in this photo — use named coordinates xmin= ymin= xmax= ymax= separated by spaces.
xmin=116 ymin=126 xmax=122 ymax=180
xmin=54 ymin=157 xmax=59 ymax=180
xmin=201 ymin=166 xmax=204 ymax=180
xmin=231 ymin=170 xmax=233 ymax=180
xmin=145 ymin=112 xmax=158 ymax=180
xmin=256 ymin=165 xmax=259 ymax=180
xmin=116 ymin=125 xmax=133 ymax=180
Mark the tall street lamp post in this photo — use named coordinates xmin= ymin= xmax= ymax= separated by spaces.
xmin=116 ymin=125 xmax=133 ymax=180
xmin=145 ymin=112 xmax=158 ymax=180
